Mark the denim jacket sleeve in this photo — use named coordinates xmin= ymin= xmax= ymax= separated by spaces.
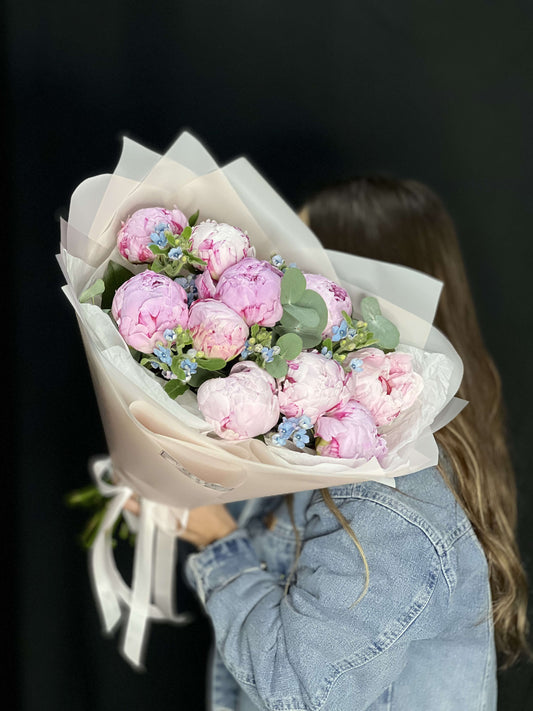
xmin=185 ymin=490 xmax=444 ymax=711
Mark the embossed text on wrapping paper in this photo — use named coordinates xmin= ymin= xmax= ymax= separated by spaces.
xmin=159 ymin=450 xmax=232 ymax=491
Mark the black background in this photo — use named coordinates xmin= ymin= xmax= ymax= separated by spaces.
xmin=7 ymin=2 xmax=533 ymax=709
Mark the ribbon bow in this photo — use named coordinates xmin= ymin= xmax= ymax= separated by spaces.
xmin=88 ymin=456 xmax=191 ymax=668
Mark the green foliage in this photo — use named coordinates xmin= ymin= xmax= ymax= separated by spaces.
xmin=275 ymin=332 xmax=303 ymax=360
xmin=101 ymin=260 xmax=135 ymax=309
xmin=187 ymin=368 xmax=222 ymax=388
xmin=265 ymin=355 xmax=289 ymax=379
xmin=180 ymin=225 xmax=192 ymax=242
xmin=164 ymin=379 xmax=189 ymax=399
xmin=140 ymin=356 xmax=158 ymax=368
xmin=188 ymin=210 xmax=200 ymax=227
xmin=64 ymin=484 xmax=135 ymax=550
xmin=148 ymin=244 xmax=167 ymax=256
xmin=170 ymin=359 xmax=187 ymax=379
xmin=280 ymin=267 xmax=306 ymax=302
xmin=146 ymin=221 xmax=206 ymax=278
xmin=277 ymin=267 xmax=328 ymax=348
xmin=360 ymin=297 xmax=400 ymax=350
xmin=322 ymin=337 xmax=333 ymax=353
xmin=65 ymin=484 xmax=103 ymax=508
xmin=79 ymin=279 xmax=105 ymax=304
xmin=128 ymin=346 xmax=142 ymax=362
xmin=187 ymin=254 xmax=208 ymax=265
xmin=165 ymin=231 xmax=177 ymax=248
xmin=196 ymin=357 xmax=226 ymax=371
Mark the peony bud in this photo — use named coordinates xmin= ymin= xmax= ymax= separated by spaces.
xmin=197 ymin=361 xmax=280 ymax=440
xmin=344 ymin=348 xmax=424 ymax=426
xmin=189 ymin=220 xmax=254 ymax=280
xmin=111 ymin=271 xmax=188 ymax=353
xmin=117 ymin=206 xmax=187 ymax=263
xmin=215 ymin=257 xmax=283 ymax=327
xmin=315 ymin=400 xmax=387 ymax=461
xmin=188 ymin=299 xmax=248 ymax=361
xmin=277 ymin=352 xmax=347 ymax=425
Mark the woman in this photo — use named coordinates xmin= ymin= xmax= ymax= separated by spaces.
xmin=177 ymin=177 xmax=530 ymax=710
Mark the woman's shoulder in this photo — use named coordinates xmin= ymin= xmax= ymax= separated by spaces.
xmin=308 ymin=465 xmax=475 ymax=556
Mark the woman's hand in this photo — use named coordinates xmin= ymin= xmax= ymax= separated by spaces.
xmin=123 ymin=497 xmax=238 ymax=549
xmin=179 ymin=504 xmax=238 ymax=549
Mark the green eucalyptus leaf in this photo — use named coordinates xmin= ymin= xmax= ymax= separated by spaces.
xmin=101 ymin=260 xmax=135 ymax=309
xmin=367 ymin=315 xmax=400 ymax=350
xmin=283 ymin=303 xmax=320 ymax=329
xmin=298 ymin=289 xmax=328 ymax=332
xmin=196 ymin=357 xmax=226 ymax=371
xmin=265 ymin=355 xmax=289 ymax=379
xmin=280 ymin=267 xmax=306 ymax=304
xmin=79 ymin=279 xmax=105 ymax=304
xmin=360 ymin=297 xmax=381 ymax=321
xmin=360 ymin=297 xmax=399 ymax=349
xmin=297 ymin=332 xmax=323 ymax=349
xmin=278 ymin=312 xmax=299 ymax=334
xmin=164 ymin=379 xmax=189 ymax=399
xmin=276 ymin=332 xmax=303 ymax=360
xmin=188 ymin=210 xmax=200 ymax=227
xmin=275 ymin=322 xmax=323 ymax=349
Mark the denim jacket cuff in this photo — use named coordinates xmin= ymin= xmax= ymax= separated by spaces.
xmin=185 ymin=529 xmax=261 ymax=606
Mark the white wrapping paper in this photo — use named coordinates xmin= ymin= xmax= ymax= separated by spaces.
xmin=58 ymin=131 xmax=466 ymax=666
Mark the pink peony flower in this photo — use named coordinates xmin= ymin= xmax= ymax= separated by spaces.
xmin=345 ymin=347 xmax=424 ymax=426
xmin=277 ymin=352 xmax=347 ymax=425
xmin=188 ymin=298 xmax=248 ymax=361
xmin=111 ymin=271 xmax=188 ymax=353
xmin=189 ymin=220 xmax=254 ymax=280
xmin=197 ymin=361 xmax=280 ymax=440
xmin=117 ymin=206 xmax=188 ymax=263
xmin=304 ymin=273 xmax=352 ymax=338
xmin=215 ymin=257 xmax=283 ymax=327
xmin=195 ymin=270 xmax=217 ymax=299
xmin=315 ymin=400 xmax=387 ymax=461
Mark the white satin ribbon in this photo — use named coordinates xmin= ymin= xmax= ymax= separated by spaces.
xmin=88 ymin=456 xmax=191 ymax=669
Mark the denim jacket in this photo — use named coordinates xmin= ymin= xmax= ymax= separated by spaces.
xmin=185 ymin=465 xmax=497 ymax=711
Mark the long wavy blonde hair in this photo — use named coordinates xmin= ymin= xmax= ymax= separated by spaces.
xmin=300 ymin=175 xmax=530 ymax=669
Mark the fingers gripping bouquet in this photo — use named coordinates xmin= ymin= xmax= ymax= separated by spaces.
xmin=58 ymin=132 xmax=465 ymax=667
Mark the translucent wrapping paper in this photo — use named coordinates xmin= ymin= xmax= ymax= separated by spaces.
xmin=58 ymin=132 xmax=465 ymax=667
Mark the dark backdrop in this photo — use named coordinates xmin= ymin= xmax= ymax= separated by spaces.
xmin=7 ymin=2 xmax=533 ymax=709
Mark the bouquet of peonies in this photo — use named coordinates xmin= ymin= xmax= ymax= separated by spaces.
xmin=94 ymin=203 xmax=422 ymax=460
xmin=58 ymin=132 xmax=465 ymax=667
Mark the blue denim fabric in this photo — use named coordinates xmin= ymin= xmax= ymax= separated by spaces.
xmin=186 ymin=466 xmax=497 ymax=710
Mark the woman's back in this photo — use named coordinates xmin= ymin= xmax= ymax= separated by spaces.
xmin=188 ymin=464 xmax=497 ymax=710
xmin=303 ymin=176 xmax=530 ymax=671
